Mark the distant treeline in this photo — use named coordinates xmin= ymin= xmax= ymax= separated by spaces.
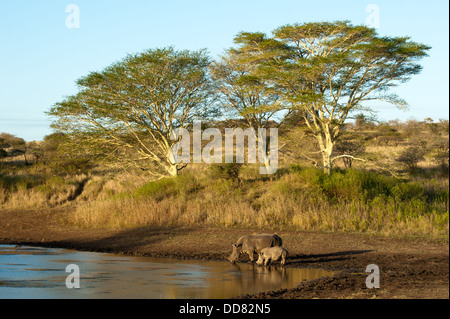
xmin=1 ymin=116 xmax=448 ymax=175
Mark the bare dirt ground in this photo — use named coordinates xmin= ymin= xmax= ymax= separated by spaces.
xmin=0 ymin=208 xmax=448 ymax=299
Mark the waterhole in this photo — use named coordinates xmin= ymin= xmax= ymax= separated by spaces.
xmin=0 ymin=245 xmax=334 ymax=299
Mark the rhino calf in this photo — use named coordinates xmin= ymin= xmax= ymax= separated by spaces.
xmin=256 ymin=247 xmax=288 ymax=266
xmin=228 ymin=233 xmax=282 ymax=263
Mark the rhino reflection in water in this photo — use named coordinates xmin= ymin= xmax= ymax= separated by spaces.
xmin=228 ymin=233 xmax=283 ymax=263
xmin=230 ymin=262 xmax=288 ymax=290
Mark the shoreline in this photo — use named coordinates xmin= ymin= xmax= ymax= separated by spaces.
xmin=0 ymin=208 xmax=448 ymax=299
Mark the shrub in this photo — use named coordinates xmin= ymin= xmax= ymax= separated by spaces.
xmin=134 ymin=173 xmax=201 ymax=201
xmin=396 ymin=146 xmax=426 ymax=170
xmin=0 ymin=174 xmax=43 ymax=192
xmin=134 ymin=178 xmax=177 ymax=200
xmin=434 ymin=148 xmax=449 ymax=172
xmin=391 ymin=182 xmax=424 ymax=201
xmin=207 ymin=163 xmax=242 ymax=182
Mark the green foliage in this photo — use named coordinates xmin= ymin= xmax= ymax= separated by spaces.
xmin=391 ymin=182 xmax=424 ymax=201
xmin=48 ymin=47 xmax=214 ymax=178
xmin=396 ymin=146 xmax=426 ymax=170
xmin=0 ymin=174 xmax=42 ymax=192
xmin=434 ymin=146 xmax=449 ymax=172
xmin=375 ymin=124 xmax=403 ymax=146
xmin=207 ymin=163 xmax=242 ymax=181
xmin=135 ymin=178 xmax=177 ymax=200
xmin=286 ymin=166 xmax=431 ymax=205
xmin=230 ymin=21 xmax=430 ymax=173
xmin=334 ymin=135 xmax=366 ymax=168
xmin=134 ymin=173 xmax=201 ymax=201
xmin=59 ymin=158 xmax=94 ymax=175
xmin=0 ymin=133 xmax=25 ymax=149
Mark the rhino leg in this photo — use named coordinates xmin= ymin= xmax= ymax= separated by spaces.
xmin=245 ymin=250 xmax=255 ymax=262
xmin=281 ymin=250 xmax=287 ymax=265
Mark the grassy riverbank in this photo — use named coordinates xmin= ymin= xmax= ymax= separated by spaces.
xmin=2 ymin=163 xmax=448 ymax=241
xmin=72 ymin=166 xmax=449 ymax=239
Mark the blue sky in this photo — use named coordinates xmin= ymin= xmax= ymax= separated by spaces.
xmin=0 ymin=0 xmax=448 ymax=141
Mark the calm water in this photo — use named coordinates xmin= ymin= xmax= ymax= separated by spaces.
xmin=0 ymin=245 xmax=334 ymax=299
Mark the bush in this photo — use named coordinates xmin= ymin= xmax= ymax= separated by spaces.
xmin=134 ymin=178 xmax=177 ymax=200
xmin=396 ymin=146 xmax=426 ymax=170
xmin=0 ymin=174 xmax=43 ymax=192
xmin=59 ymin=158 xmax=94 ymax=175
xmin=434 ymin=148 xmax=449 ymax=172
xmin=207 ymin=163 xmax=242 ymax=182
xmin=315 ymin=169 xmax=395 ymax=202
xmin=287 ymin=168 xmax=428 ymax=205
xmin=391 ymin=182 xmax=424 ymax=201
xmin=134 ymin=173 xmax=201 ymax=201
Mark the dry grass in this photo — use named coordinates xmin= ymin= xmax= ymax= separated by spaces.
xmin=1 ymin=167 xmax=447 ymax=241
xmin=0 ymin=174 xmax=88 ymax=208
xmin=61 ymin=166 xmax=448 ymax=241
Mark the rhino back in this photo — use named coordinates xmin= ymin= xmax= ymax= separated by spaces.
xmin=273 ymin=234 xmax=282 ymax=246
xmin=262 ymin=246 xmax=283 ymax=254
xmin=246 ymin=234 xmax=282 ymax=252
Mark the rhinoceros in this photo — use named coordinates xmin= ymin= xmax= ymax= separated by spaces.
xmin=228 ymin=233 xmax=282 ymax=263
xmin=256 ymin=246 xmax=288 ymax=266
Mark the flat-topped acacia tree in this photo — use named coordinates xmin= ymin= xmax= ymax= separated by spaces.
xmin=233 ymin=21 xmax=430 ymax=174
xmin=48 ymin=47 xmax=214 ymax=178
xmin=210 ymin=40 xmax=291 ymax=172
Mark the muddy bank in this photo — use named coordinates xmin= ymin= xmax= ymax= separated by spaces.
xmin=0 ymin=208 xmax=448 ymax=299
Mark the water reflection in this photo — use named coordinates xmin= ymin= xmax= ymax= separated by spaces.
xmin=0 ymin=245 xmax=334 ymax=299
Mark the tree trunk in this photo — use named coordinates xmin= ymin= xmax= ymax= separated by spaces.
xmin=167 ymin=164 xmax=178 ymax=177
xmin=166 ymin=148 xmax=179 ymax=177
xmin=322 ymin=148 xmax=333 ymax=175
xmin=315 ymin=128 xmax=334 ymax=175
xmin=257 ymin=128 xmax=278 ymax=175
xmin=23 ymin=147 xmax=29 ymax=165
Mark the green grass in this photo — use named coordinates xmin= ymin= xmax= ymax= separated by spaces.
xmin=1 ymin=165 xmax=448 ymax=240
xmin=62 ymin=166 xmax=448 ymax=240
xmin=133 ymin=172 xmax=202 ymax=200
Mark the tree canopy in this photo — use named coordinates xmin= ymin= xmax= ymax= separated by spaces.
xmin=231 ymin=21 xmax=430 ymax=174
xmin=48 ymin=21 xmax=431 ymax=177
xmin=48 ymin=47 xmax=215 ymax=177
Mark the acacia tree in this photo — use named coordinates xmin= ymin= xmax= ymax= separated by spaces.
xmin=210 ymin=33 xmax=290 ymax=129
xmin=48 ymin=47 xmax=214 ymax=178
xmin=210 ymin=38 xmax=290 ymax=170
xmin=0 ymin=133 xmax=28 ymax=164
xmin=235 ymin=21 xmax=430 ymax=174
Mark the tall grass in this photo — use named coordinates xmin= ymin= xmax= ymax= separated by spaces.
xmin=2 ymin=164 xmax=447 ymax=240
xmin=65 ymin=166 xmax=448 ymax=240
xmin=0 ymin=173 xmax=90 ymax=208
